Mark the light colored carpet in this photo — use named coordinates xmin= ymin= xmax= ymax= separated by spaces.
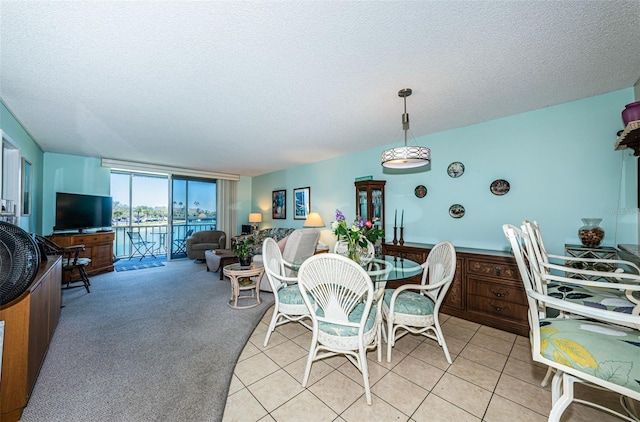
xmin=20 ymin=259 xmax=273 ymax=422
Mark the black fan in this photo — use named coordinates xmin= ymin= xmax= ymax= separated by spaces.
xmin=0 ymin=221 xmax=40 ymax=306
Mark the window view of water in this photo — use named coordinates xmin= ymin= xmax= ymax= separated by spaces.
xmin=110 ymin=172 xmax=216 ymax=259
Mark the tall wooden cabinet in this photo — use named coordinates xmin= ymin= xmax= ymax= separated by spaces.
xmin=0 ymin=256 xmax=62 ymax=422
xmin=355 ymin=180 xmax=385 ymax=231
xmin=383 ymin=242 xmax=528 ymax=336
xmin=50 ymin=231 xmax=115 ymax=281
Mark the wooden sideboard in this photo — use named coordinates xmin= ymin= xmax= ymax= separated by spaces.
xmin=383 ymin=242 xmax=528 ymax=337
xmin=0 ymin=256 xmax=62 ymax=422
xmin=50 ymin=231 xmax=115 ymax=281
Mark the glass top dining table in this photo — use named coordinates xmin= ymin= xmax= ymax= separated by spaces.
xmin=365 ymin=255 xmax=423 ymax=287
xmin=292 ymin=254 xmax=423 ymax=287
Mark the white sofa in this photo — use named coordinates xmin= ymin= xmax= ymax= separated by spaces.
xmin=252 ymin=229 xmax=319 ymax=292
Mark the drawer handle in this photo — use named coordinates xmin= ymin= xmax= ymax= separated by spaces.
xmin=489 ymin=301 xmax=509 ymax=312
xmin=495 ymin=266 xmax=502 ymax=276
xmin=489 ymin=288 xmax=509 ymax=298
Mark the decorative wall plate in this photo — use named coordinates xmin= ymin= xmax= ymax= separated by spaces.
xmin=414 ymin=185 xmax=427 ymax=198
xmin=447 ymin=162 xmax=465 ymax=178
xmin=449 ymin=204 xmax=465 ymax=218
xmin=490 ymin=179 xmax=510 ymax=196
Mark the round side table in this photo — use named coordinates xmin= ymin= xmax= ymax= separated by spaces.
xmin=223 ymin=262 xmax=264 ymax=309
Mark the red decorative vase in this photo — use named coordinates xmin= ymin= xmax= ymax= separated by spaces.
xmin=622 ymin=101 xmax=640 ymax=126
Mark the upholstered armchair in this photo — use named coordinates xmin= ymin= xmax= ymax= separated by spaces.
xmin=186 ymin=230 xmax=226 ymax=260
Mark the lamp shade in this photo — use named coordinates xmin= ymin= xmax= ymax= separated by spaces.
xmin=303 ymin=212 xmax=325 ymax=228
xmin=381 ymin=88 xmax=431 ymax=169
xmin=381 ymin=146 xmax=431 ymax=168
xmin=248 ymin=213 xmax=262 ymax=223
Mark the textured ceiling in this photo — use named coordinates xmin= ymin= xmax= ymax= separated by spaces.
xmin=1 ymin=1 xmax=639 ymax=177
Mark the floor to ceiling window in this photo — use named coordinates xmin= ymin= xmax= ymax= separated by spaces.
xmin=170 ymin=177 xmax=217 ymax=259
xmin=110 ymin=171 xmax=169 ymax=259
xmin=110 ymin=171 xmax=217 ymax=260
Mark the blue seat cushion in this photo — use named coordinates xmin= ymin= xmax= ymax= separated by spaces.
xmin=316 ymin=303 xmax=375 ymax=336
xmin=384 ymin=289 xmax=435 ymax=316
xmin=538 ymin=318 xmax=640 ymax=394
xmin=278 ymin=285 xmax=308 ymax=305
xmin=548 ymin=282 xmax=635 ymax=313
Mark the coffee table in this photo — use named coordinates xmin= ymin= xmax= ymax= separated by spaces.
xmin=205 ymin=249 xmax=239 ymax=280
xmin=223 ymin=262 xmax=264 ymax=309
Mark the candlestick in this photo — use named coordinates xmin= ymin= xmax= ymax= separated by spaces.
xmin=393 ymin=227 xmax=398 ymax=245
xmin=399 ymin=227 xmax=405 ymax=246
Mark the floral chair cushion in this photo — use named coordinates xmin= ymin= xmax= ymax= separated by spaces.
xmin=316 ymin=303 xmax=375 ymax=336
xmin=383 ymin=289 xmax=435 ymax=316
xmin=538 ymin=318 xmax=640 ymax=394
xmin=278 ymin=285 xmax=310 ymax=305
xmin=548 ymin=282 xmax=636 ymax=313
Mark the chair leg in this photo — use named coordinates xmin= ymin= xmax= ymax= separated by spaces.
xmin=386 ymin=319 xmax=394 ymax=363
xmin=433 ymin=322 xmax=452 ymax=364
xmin=79 ymin=267 xmax=91 ymax=293
xmin=541 ymin=366 xmax=555 ymax=387
xmin=302 ymin=331 xmax=318 ymax=387
xmin=549 ymin=372 xmax=574 ymax=422
xmin=264 ymin=307 xmax=280 ymax=347
xmin=359 ymin=347 xmax=372 ymax=405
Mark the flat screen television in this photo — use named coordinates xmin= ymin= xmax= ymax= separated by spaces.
xmin=54 ymin=192 xmax=113 ymax=232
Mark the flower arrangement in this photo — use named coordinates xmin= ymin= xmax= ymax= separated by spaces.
xmin=332 ymin=209 xmax=383 ymax=262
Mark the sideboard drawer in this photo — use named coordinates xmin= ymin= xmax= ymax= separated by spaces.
xmin=468 ymin=295 xmax=528 ymax=323
xmin=468 ymin=278 xmax=526 ymax=304
xmin=466 ymin=258 xmax=520 ymax=281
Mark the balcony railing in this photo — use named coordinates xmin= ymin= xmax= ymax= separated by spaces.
xmin=112 ymin=222 xmax=215 ymax=259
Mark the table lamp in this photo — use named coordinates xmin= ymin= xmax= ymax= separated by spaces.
xmin=248 ymin=213 xmax=262 ymax=231
xmin=303 ymin=212 xmax=325 ymax=229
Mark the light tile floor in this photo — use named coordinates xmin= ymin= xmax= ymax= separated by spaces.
xmin=223 ymin=308 xmax=631 ymax=421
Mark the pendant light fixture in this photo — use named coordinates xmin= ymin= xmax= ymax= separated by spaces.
xmin=381 ymin=88 xmax=431 ymax=169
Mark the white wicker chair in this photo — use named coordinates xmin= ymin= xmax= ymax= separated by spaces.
xmin=504 ymin=224 xmax=640 ymax=421
xmin=297 ymin=253 xmax=381 ymax=405
xmin=382 ymin=241 xmax=456 ymax=364
xmin=262 ymin=238 xmax=312 ymax=346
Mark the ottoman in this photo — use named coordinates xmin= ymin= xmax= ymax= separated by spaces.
xmin=205 ymin=249 xmax=238 ymax=280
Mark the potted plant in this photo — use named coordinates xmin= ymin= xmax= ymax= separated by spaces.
xmin=233 ymin=236 xmax=255 ymax=266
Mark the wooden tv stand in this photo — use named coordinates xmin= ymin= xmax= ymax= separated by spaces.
xmin=50 ymin=231 xmax=115 ymax=282
xmin=0 ymin=256 xmax=62 ymax=422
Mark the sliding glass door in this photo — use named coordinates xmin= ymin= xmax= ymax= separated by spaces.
xmin=170 ymin=177 xmax=217 ymax=259
xmin=111 ymin=171 xmax=216 ymax=260
xmin=111 ymin=172 xmax=169 ymax=259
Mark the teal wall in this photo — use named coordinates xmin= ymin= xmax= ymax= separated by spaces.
xmin=1 ymin=101 xmax=44 ymax=233
xmin=4 ymin=88 xmax=638 ymax=251
xmin=42 ymin=153 xmax=111 ymax=234
xmin=251 ymin=89 xmax=638 ymax=256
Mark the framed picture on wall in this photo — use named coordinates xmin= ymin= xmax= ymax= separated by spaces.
xmin=21 ymin=158 xmax=32 ymax=216
xmin=293 ymin=187 xmax=310 ymax=220
xmin=272 ymin=189 xmax=286 ymax=219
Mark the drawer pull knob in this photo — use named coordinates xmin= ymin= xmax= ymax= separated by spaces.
xmin=489 ymin=288 xmax=509 ymax=298
xmin=495 ymin=266 xmax=502 ymax=276
xmin=489 ymin=301 xmax=509 ymax=312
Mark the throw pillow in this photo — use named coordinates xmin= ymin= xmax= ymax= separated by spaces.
xmin=277 ymin=236 xmax=288 ymax=253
